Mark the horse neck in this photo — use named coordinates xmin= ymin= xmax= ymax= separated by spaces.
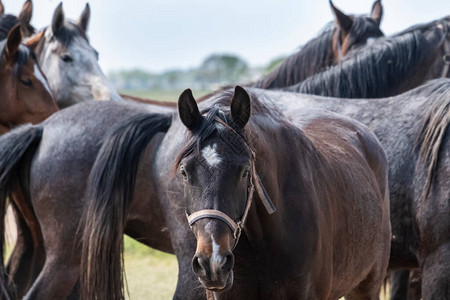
xmin=249 ymin=30 xmax=334 ymax=89
xmin=239 ymin=115 xmax=321 ymax=248
xmin=0 ymin=76 xmax=16 ymax=127
xmin=289 ymin=27 xmax=446 ymax=98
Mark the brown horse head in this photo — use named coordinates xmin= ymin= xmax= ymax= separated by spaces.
xmin=176 ymin=86 xmax=253 ymax=291
xmin=0 ymin=24 xmax=58 ymax=132
xmin=330 ymin=0 xmax=383 ymax=60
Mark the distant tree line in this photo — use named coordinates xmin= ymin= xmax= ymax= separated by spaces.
xmin=109 ymin=53 xmax=285 ymax=91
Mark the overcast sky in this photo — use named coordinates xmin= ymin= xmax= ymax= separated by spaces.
xmin=2 ymin=0 xmax=449 ymax=73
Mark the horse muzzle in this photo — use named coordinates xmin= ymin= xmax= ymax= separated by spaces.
xmin=192 ymin=251 xmax=234 ymax=292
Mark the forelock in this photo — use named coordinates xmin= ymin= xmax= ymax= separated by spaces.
xmin=0 ymin=41 xmax=33 ymax=75
xmin=48 ymin=21 xmax=88 ymax=48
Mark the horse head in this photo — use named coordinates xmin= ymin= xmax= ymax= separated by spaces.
xmin=0 ymin=24 xmax=57 ymax=131
xmin=176 ymin=86 xmax=256 ymax=291
xmin=26 ymin=3 xmax=121 ymax=108
xmin=330 ymin=0 xmax=384 ymax=60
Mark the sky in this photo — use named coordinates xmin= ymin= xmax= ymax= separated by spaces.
xmin=2 ymin=0 xmax=449 ymax=73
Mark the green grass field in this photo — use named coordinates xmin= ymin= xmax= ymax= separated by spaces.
xmin=121 ymin=89 xmax=212 ymax=102
xmin=124 ymin=236 xmax=177 ymax=300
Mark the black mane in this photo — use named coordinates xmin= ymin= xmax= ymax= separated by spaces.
xmin=286 ymin=25 xmax=441 ymax=98
xmin=52 ymin=21 xmax=88 ymax=47
xmin=345 ymin=15 xmax=384 ymax=46
xmin=0 ymin=14 xmax=18 ymax=40
xmin=0 ymin=39 xmax=34 ymax=75
xmin=249 ymin=26 xmax=335 ymax=89
xmin=174 ymin=105 xmax=242 ymax=170
xmin=0 ymin=14 xmax=35 ymax=40
xmin=249 ymin=15 xmax=384 ymax=90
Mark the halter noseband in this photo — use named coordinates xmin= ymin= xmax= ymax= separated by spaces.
xmin=185 ymin=117 xmax=276 ymax=249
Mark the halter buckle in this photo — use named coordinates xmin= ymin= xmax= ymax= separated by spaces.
xmin=443 ymin=53 xmax=450 ymax=64
xmin=234 ymin=221 xmax=243 ymax=240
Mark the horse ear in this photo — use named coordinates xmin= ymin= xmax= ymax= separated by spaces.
xmin=51 ymin=2 xmax=65 ymax=35
xmin=3 ymin=25 xmax=22 ymax=60
xmin=178 ymin=89 xmax=203 ymax=131
xmin=0 ymin=0 xmax=5 ymax=17
xmin=370 ymin=0 xmax=383 ymax=26
xmin=230 ymin=86 xmax=251 ymax=129
xmin=18 ymin=0 xmax=33 ymax=27
xmin=329 ymin=0 xmax=353 ymax=33
xmin=77 ymin=3 xmax=90 ymax=33
xmin=25 ymin=31 xmax=43 ymax=51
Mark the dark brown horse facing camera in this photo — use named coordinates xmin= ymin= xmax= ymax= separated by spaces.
xmin=81 ymin=86 xmax=390 ymax=299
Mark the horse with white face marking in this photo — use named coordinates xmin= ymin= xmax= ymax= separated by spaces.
xmin=26 ymin=3 xmax=122 ymax=108
xmin=80 ymin=86 xmax=391 ymax=299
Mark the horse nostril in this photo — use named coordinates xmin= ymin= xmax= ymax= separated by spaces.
xmin=192 ymin=255 xmax=209 ymax=276
xmin=222 ymin=253 xmax=234 ymax=273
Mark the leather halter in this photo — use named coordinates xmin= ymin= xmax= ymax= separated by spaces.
xmin=438 ymin=21 xmax=450 ymax=78
xmin=441 ymin=35 xmax=450 ymax=78
xmin=185 ymin=117 xmax=276 ymax=249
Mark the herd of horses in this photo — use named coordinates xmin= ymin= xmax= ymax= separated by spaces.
xmin=0 ymin=0 xmax=448 ymax=299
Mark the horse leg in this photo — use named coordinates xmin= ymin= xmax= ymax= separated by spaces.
xmin=22 ymin=250 xmax=80 ymax=300
xmin=21 ymin=193 xmax=82 ymax=299
xmin=6 ymin=190 xmax=45 ymax=298
xmin=6 ymin=207 xmax=45 ymax=298
xmin=389 ymin=270 xmax=410 ymax=300
xmin=408 ymin=270 xmax=421 ymax=299
xmin=346 ymin=255 xmax=390 ymax=300
xmin=420 ymin=243 xmax=450 ymax=300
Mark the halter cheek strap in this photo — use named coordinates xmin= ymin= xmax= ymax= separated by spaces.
xmin=436 ymin=22 xmax=450 ymax=78
xmin=441 ymin=39 xmax=450 ymax=78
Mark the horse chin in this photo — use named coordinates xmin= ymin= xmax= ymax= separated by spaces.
xmin=200 ymin=271 xmax=233 ymax=293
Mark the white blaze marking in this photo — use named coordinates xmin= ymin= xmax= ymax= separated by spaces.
xmin=34 ymin=64 xmax=52 ymax=95
xmin=202 ymin=144 xmax=221 ymax=167
xmin=211 ymin=235 xmax=221 ymax=281
xmin=211 ymin=236 xmax=221 ymax=265
xmin=205 ymin=220 xmax=222 ymax=280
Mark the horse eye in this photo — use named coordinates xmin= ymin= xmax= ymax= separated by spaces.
xmin=20 ymin=78 xmax=32 ymax=87
xmin=242 ymin=169 xmax=250 ymax=178
xmin=180 ymin=167 xmax=187 ymax=180
xmin=61 ymin=54 xmax=73 ymax=63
